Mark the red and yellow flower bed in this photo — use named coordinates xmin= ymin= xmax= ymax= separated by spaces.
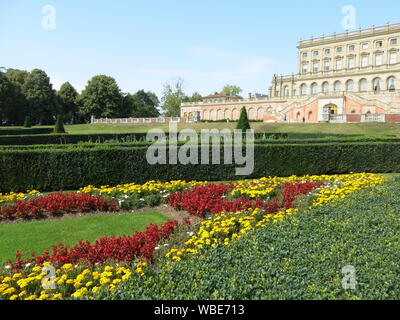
xmin=0 ymin=173 xmax=385 ymax=300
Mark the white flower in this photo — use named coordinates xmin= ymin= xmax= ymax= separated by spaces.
xmin=164 ymin=244 xmax=169 ymax=247
xmin=187 ymin=232 xmax=194 ymax=237
xmin=155 ymin=246 xmax=160 ymax=250
xmin=25 ymin=263 xmax=32 ymax=268
xmin=5 ymin=265 xmax=11 ymax=269
xmin=140 ymin=198 xmax=145 ymax=201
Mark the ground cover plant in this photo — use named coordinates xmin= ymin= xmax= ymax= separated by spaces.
xmin=0 ymin=173 xmax=385 ymax=300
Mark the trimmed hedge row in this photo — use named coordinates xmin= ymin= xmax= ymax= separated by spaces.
xmin=0 ymin=132 xmax=289 ymax=146
xmin=0 ymin=128 xmax=53 ymax=136
xmin=1 ymin=142 xmax=399 ymax=192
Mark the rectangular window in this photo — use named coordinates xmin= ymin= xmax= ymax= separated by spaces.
xmin=391 ymin=39 xmax=398 ymax=45
xmin=375 ymin=54 xmax=383 ymax=66
xmin=361 ymin=55 xmax=369 ymax=67
xmin=324 ymin=60 xmax=330 ymax=71
xmin=325 ymin=49 xmax=331 ymax=55
xmin=349 ymin=45 xmax=355 ymax=51
xmin=303 ymin=52 xmax=308 ymax=58
xmin=376 ymin=41 xmax=383 ymax=48
xmin=302 ymin=63 xmax=308 ymax=73
xmin=336 ymin=59 xmax=342 ymax=70
xmin=313 ymin=51 xmax=319 ymax=56
xmin=313 ymin=62 xmax=319 ymax=72
xmin=337 ymin=47 xmax=343 ymax=53
xmin=348 ymin=57 xmax=355 ymax=68
xmin=390 ymin=52 xmax=397 ymax=64
xmin=362 ymin=43 xmax=369 ymax=49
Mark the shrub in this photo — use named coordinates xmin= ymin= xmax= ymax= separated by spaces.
xmin=23 ymin=116 xmax=32 ymax=128
xmin=53 ymin=115 xmax=66 ymax=134
xmin=236 ymin=107 xmax=251 ymax=131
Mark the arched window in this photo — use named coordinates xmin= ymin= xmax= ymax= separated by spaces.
xmin=373 ymin=78 xmax=382 ymax=93
xmin=311 ymin=83 xmax=318 ymax=95
xmin=359 ymin=79 xmax=367 ymax=92
xmin=300 ymin=84 xmax=307 ymax=96
xmin=296 ymin=112 xmax=301 ymax=121
xmin=351 ymin=109 xmax=357 ymax=114
xmin=346 ymin=80 xmax=354 ymax=92
xmin=308 ymin=111 xmax=313 ymax=121
xmin=334 ymin=81 xmax=342 ymax=92
xmin=322 ymin=82 xmax=329 ymax=93
xmin=283 ymin=86 xmax=290 ymax=97
xmin=387 ymin=76 xmax=396 ymax=91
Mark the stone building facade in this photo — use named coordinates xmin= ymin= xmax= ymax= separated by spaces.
xmin=181 ymin=23 xmax=400 ymax=123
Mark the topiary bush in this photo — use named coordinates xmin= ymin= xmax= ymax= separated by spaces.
xmin=236 ymin=107 xmax=251 ymax=131
xmin=23 ymin=116 xmax=32 ymax=128
xmin=53 ymin=115 xmax=66 ymax=134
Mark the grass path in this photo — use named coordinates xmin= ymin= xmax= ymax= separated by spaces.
xmin=0 ymin=212 xmax=170 ymax=264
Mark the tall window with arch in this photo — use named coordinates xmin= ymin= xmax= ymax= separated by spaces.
xmin=359 ymin=79 xmax=368 ymax=92
xmin=373 ymin=78 xmax=382 ymax=93
xmin=322 ymin=82 xmax=329 ymax=93
xmin=346 ymin=80 xmax=354 ymax=92
xmin=387 ymin=76 xmax=396 ymax=91
xmin=311 ymin=83 xmax=318 ymax=95
xmin=300 ymin=84 xmax=307 ymax=96
xmin=334 ymin=81 xmax=342 ymax=92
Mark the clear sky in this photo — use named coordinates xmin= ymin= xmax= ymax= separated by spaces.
xmin=1 ymin=0 xmax=399 ymax=98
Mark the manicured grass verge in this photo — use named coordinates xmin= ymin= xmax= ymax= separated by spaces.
xmin=0 ymin=212 xmax=170 ymax=264
xmin=106 ymin=177 xmax=400 ymax=300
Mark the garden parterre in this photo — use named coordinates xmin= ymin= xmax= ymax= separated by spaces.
xmin=0 ymin=173 xmax=385 ymax=300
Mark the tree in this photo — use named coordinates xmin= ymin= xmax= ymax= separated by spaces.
xmin=78 ymin=75 xmax=124 ymax=121
xmin=161 ymin=78 xmax=187 ymax=116
xmin=1 ymin=69 xmax=29 ymax=125
xmin=57 ymin=82 xmax=79 ymax=124
xmin=132 ymin=90 xmax=160 ymax=118
xmin=220 ymin=85 xmax=243 ymax=98
xmin=23 ymin=115 xmax=32 ymax=128
xmin=182 ymin=92 xmax=203 ymax=103
xmin=22 ymin=69 xmax=57 ymax=125
xmin=236 ymin=107 xmax=251 ymax=131
xmin=53 ymin=114 xmax=66 ymax=133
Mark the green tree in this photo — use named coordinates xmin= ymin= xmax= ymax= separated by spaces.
xmin=132 ymin=90 xmax=160 ymax=117
xmin=78 ymin=75 xmax=124 ymax=121
xmin=236 ymin=107 xmax=251 ymax=131
xmin=182 ymin=92 xmax=203 ymax=103
xmin=23 ymin=115 xmax=32 ymax=128
xmin=220 ymin=85 xmax=243 ymax=97
xmin=22 ymin=69 xmax=57 ymax=125
xmin=53 ymin=114 xmax=66 ymax=133
xmin=57 ymin=82 xmax=79 ymax=124
xmin=161 ymin=78 xmax=187 ymax=116
xmin=1 ymin=69 xmax=29 ymax=125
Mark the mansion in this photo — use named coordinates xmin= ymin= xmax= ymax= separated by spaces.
xmin=181 ymin=23 xmax=400 ymax=123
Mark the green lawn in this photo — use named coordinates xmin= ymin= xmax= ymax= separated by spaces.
xmin=109 ymin=176 xmax=400 ymax=300
xmin=0 ymin=212 xmax=170 ymax=264
xmin=60 ymin=122 xmax=400 ymax=137
xmin=2 ymin=122 xmax=400 ymax=137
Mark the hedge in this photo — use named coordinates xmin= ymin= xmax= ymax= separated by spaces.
xmin=0 ymin=128 xmax=53 ymax=136
xmin=1 ymin=142 xmax=399 ymax=192
xmin=0 ymin=132 xmax=289 ymax=146
xmin=104 ymin=177 xmax=400 ymax=300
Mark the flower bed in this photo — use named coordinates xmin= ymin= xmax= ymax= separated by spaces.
xmin=0 ymin=193 xmax=118 ymax=221
xmin=0 ymin=173 xmax=385 ymax=300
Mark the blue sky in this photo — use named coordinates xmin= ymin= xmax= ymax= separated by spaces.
xmin=1 ymin=0 xmax=399 ymax=98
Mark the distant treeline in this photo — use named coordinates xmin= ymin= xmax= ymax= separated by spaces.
xmin=0 ymin=68 xmax=160 ymax=126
